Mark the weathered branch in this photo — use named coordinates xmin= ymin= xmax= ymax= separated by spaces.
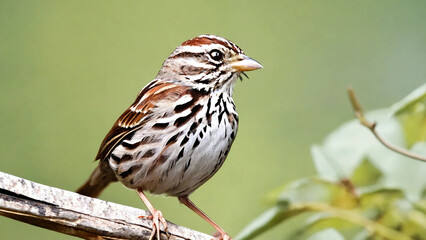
xmin=0 ymin=171 xmax=212 ymax=240
xmin=347 ymin=87 xmax=426 ymax=162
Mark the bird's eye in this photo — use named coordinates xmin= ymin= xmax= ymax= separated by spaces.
xmin=209 ymin=50 xmax=224 ymax=61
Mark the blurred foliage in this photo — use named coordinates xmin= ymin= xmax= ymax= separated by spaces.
xmin=236 ymin=84 xmax=426 ymax=240
xmin=392 ymin=84 xmax=426 ymax=148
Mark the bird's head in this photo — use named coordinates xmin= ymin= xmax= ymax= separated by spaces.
xmin=157 ymin=34 xmax=263 ymax=92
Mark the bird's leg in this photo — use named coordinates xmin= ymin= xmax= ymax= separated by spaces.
xmin=137 ymin=188 xmax=169 ymax=240
xmin=178 ymin=196 xmax=231 ymax=240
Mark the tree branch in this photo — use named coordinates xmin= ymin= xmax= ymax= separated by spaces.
xmin=347 ymin=87 xmax=426 ymax=162
xmin=0 ymin=171 xmax=212 ymax=240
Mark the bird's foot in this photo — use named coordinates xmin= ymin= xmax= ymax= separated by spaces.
xmin=139 ymin=209 xmax=169 ymax=240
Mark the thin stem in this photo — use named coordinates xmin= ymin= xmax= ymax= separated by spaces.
xmin=347 ymin=87 xmax=426 ymax=162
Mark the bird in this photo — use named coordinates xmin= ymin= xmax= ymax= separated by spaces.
xmin=76 ymin=34 xmax=263 ymax=240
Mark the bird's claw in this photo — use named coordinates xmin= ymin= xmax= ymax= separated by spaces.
xmin=146 ymin=209 xmax=169 ymax=240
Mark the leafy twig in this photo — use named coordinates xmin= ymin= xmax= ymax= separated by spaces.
xmin=347 ymin=87 xmax=426 ymax=162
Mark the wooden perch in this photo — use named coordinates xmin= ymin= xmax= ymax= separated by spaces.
xmin=0 ymin=171 xmax=212 ymax=240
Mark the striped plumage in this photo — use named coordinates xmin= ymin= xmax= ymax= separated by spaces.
xmin=107 ymin=80 xmax=238 ymax=197
xmin=77 ymin=34 xmax=262 ymax=240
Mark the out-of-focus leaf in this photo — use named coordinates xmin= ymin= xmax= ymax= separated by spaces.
xmin=305 ymin=228 xmax=346 ymax=240
xmin=290 ymin=215 xmax=361 ymax=240
xmin=402 ymin=210 xmax=426 ymax=240
xmin=392 ymin=84 xmax=426 ymax=115
xmin=238 ymin=86 xmax=426 ymax=240
xmin=350 ymin=157 xmax=382 ymax=187
xmin=391 ymin=83 xmax=426 ymax=148
xmin=277 ymin=178 xmax=358 ymax=209
xmin=360 ymin=189 xmax=404 ymax=211
xmin=385 ymin=142 xmax=426 ymax=200
xmin=236 ymin=178 xmax=358 ymax=240
xmin=395 ymin=104 xmax=426 ymax=148
xmin=314 ymin=107 xmax=426 ymax=200
xmin=234 ymin=203 xmax=302 ymax=240
xmin=311 ymin=145 xmax=341 ymax=182
xmin=378 ymin=206 xmax=405 ymax=230
xmin=263 ymin=184 xmax=289 ymax=205
xmin=359 ymin=189 xmax=406 ymax=230
xmin=414 ymin=198 xmax=426 ymax=214
xmin=311 ymin=109 xmax=401 ymax=180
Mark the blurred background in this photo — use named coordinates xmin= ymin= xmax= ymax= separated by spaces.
xmin=1 ymin=1 xmax=425 ymax=239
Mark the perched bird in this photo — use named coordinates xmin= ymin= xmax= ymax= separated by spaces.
xmin=77 ymin=34 xmax=263 ymax=240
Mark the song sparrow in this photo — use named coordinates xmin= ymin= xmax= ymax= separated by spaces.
xmin=77 ymin=34 xmax=262 ymax=240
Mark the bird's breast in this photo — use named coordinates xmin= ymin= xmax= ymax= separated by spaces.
xmin=108 ymin=91 xmax=238 ymax=196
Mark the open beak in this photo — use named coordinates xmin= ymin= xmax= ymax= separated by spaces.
xmin=229 ymin=55 xmax=263 ymax=72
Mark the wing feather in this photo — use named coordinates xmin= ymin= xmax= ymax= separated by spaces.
xmin=95 ymin=81 xmax=192 ymax=161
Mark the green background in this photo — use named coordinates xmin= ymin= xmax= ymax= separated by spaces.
xmin=1 ymin=1 xmax=425 ymax=239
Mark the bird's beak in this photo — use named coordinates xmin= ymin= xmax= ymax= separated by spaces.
xmin=229 ymin=55 xmax=263 ymax=72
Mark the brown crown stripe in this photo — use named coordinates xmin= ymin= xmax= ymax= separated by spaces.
xmin=181 ymin=36 xmax=241 ymax=54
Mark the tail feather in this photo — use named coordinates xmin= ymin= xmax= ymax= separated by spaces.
xmin=76 ymin=161 xmax=117 ymax=198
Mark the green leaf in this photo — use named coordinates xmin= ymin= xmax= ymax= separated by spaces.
xmin=313 ymin=107 xmax=426 ymax=200
xmin=402 ymin=210 xmax=426 ymax=239
xmin=384 ymin=142 xmax=426 ymax=201
xmin=277 ymin=178 xmax=358 ymax=209
xmin=236 ymin=177 xmax=358 ymax=240
xmin=392 ymin=83 xmax=426 ymax=148
xmin=234 ymin=204 xmax=301 ymax=240
xmin=311 ymin=145 xmax=341 ymax=182
xmin=350 ymin=157 xmax=382 ymax=187
xmin=310 ymin=109 xmax=401 ymax=181
xmin=392 ymin=83 xmax=426 ymax=115
xmin=360 ymin=189 xmax=404 ymax=211
xmin=378 ymin=205 xmax=406 ymax=230
xmin=305 ymin=229 xmax=346 ymax=240
xmin=414 ymin=198 xmax=426 ymax=214
xmin=238 ymin=85 xmax=426 ymax=240
xmin=290 ymin=216 xmax=361 ymax=240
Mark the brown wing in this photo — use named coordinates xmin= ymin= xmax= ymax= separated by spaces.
xmin=95 ymin=80 xmax=191 ymax=161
